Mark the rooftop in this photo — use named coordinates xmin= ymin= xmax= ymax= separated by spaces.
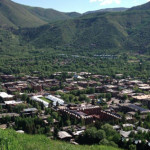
xmin=58 ymin=131 xmax=72 ymax=139
xmin=132 ymin=95 xmax=150 ymax=100
xmin=0 ymin=92 xmax=14 ymax=99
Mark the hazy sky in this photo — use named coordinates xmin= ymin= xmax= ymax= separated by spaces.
xmin=12 ymin=0 xmax=149 ymax=13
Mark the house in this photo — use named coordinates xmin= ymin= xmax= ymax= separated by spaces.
xmin=31 ymin=83 xmax=42 ymax=92
xmin=122 ymin=124 xmax=135 ymax=128
xmin=138 ymin=84 xmax=150 ymax=91
xmin=0 ymin=92 xmax=14 ymax=100
xmin=58 ymin=131 xmax=72 ymax=140
xmin=0 ymin=113 xmax=19 ymax=120
xmin=120 ymin=130 xmax=131 ymax=138
xmin=4 ymin=100 xmax=23 ymax=106
xmin=137 ymin=127 xmax=149 ymax=133
xmin=65 ymin=78 xmax=74 ymax=83
xmin=113 ymin=125 xmax=121 ymax=130
xmin=0 ymin=124 xmax=7 ymax=129
xmin=77 ymin=81 xmax=88 ymax=88
xmin=132 ymin=95 xmax=150 ymax=108
xmin=72 ymin=130 xmax=84 ymax=136
xmin=126 ymin=111 xmax=136 ymax=118
xmin=118 ymin=103 xmax=150 ymax=114
xmin=73 ymin=74 xmax=84 ymax=80
xmin=128 ymin=80 xmax=143 ymax=85
xmin=89 ymin=81 xmax=98 ymax=87
xmin=0 ymin=75 xmax=15 ymax=82
xmin=21 ymin=108 xmax=38 ymax=117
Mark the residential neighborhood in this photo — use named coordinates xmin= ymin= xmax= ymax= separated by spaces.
xmin=0 ymin=72 xmax=150 ymax=149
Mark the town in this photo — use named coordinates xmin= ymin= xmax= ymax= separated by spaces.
xmin=0 ymin=72 xmax=150 ymax=150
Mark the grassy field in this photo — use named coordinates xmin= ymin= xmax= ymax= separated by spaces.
xmin=0 ymin=129 xmax=122 ymax=150
xmin=41 ymin=97 xmax=51 ymax=103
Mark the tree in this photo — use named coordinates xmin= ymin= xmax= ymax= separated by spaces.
xmin=112 ymin=133 xmax=121 ymax=143
xmin=106 ymin=93 xmax=112 ymax=101
xmin=84 ymin=127 xmax=97 ymax=143
xmin=21 ymin=94 xmax=28 ymax=101
xmin=122 ymin=114 xmax=126 ymax=123
xmin=52 ymin=112 xmax=58 ymax=119
xmin=0 ymin=96 xmax=4 ymax=103
xmin=47 ymin=117 xmax=53 ymax=126
xmin=0 ymin=105 xmax=2 ymax=111
xmin=99 ymin=138 xmax=109 ymax=145
xmin=66 ymin=119 xmax=71 ymax=126
xmin=54 ymin=127 xmax=59 ymax=138
xmin=129 ymin=144 xmax=136 ymax=150
xmin=96 ymin=130 xmax=106 ymax=141
xmin=146 ymin=113 xmax=150 ymax=122
xmin=122 ymin=94 xmax=128 ymax=101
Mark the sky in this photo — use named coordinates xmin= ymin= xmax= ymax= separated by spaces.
xmin=12 ymin=0 xmax=150 ymax=13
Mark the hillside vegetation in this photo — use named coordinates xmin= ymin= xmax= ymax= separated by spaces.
xmin=1 ymin=0 xmax=150 ymax=53
xmin=0 ymin=129 xmax=122 ymax=150
xmin=0 ymin=0 xmax=46 ymax=28
xmin=0 ymin=0 xmax=81 ymax=28
xmin=18 ymin=2 xmax=150 ymax=53
xmin=0 ymin=1 xmax=150 ymax=78
xmin=25 ymin=6 xmax=81 ymax=23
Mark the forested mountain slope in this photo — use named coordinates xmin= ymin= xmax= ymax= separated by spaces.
xmin=18 ymin=2 xmax=150 ymax=54
xmin=0 ymin=0 xmax=81 ymax=28
xmin=24 ymin=6 xmax=81 ymax=23
xmin=0 ymin=0 xmax=46 ymax=28
xmin=0 ymin=0 xmax=150 ymax=54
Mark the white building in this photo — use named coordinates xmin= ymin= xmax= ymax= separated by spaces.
xmin=45 ymin=95 xmax=64 ymax=106
xmin=31 ymin=95 xmax=49 ymax=108
xmin=4 ymin=101 xmax=23 ymax=105
xmin=0 ymin=92 xmax=14 ymax=99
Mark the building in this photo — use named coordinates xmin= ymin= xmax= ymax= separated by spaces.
xmin=31 ymin=95 xmax=49 ymax=108
xmin=21 ymin=108 xmax=38 ymax=117
xmin=45 ymin=95 xmax=64 ymax=106
xmin=58 ymin=131 xmax=72 ymax=140
xmin=4 ymin=100 xmax=23 ymax=106
xmin=132 ymin=95 xmax=150 ymax=108
xmin=59 ymin=106 xmax=121 ymax=125
xmin=118 ymin=103 xmax=150 ymax=114
xmin=0 ymin=92 xmax=14 ymax=100
xmin=0 ymin=113 xmax=19 ymax=121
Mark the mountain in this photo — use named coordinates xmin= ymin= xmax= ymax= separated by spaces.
xmin=1 ymin=1 xmax=150 ymax=54
xmin=0 ymin=0 xmax=81 ymax=28
xmin=85 ymin=7 xmax=128 ymax=15
xmin=0 ymin=0 xmax=46 ymax=28
xmin=25 ymin=6 xmax=81 ymax=22
xmin=18 ymin=2 xmax=150 ymax=54
xmin=129 ymin=1 xmax=150 ymax=11
xmin=65 ymin=12 xmax=81 ymax=18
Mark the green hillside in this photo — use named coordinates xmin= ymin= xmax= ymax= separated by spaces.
xmin=0 ymin=129 xmax=122 ymax=150
xmin=0 ymin=0 xmax=81 ymax=28
xmin=25 ymin=6 xmax=81 ymax=22
xmin=18 ymin=3 xmax=150 ymax=53
xmin=0 ymin=0 xmax=46 ymax=28
xmin=1 ymin=0 xmax=150 ymax=53
xmin=129 ymin=1 xmax=150 ymax=11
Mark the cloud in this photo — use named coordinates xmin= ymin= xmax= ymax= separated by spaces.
xmin=90 ymin=0 xmax=121 ymax=5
